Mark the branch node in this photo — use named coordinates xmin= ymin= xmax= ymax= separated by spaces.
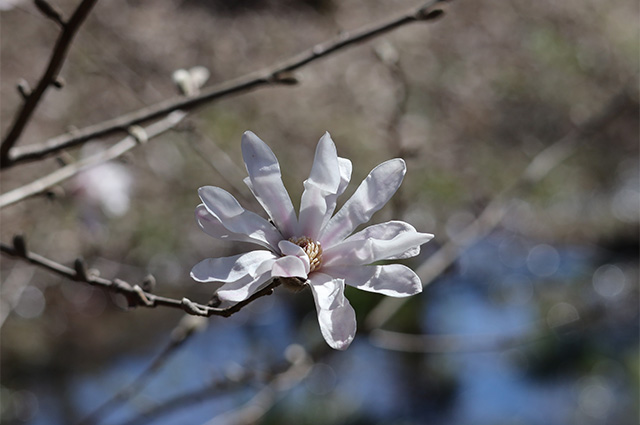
xmin=127 ymin=125 xmax=148 ymax=144
xmin=12 ymin=235 xmax=27 ymax=257
xmin=132 ymin=285 xmax=154 ymax=307
xmin=34 ymin=0 xmax=66 ymax=27
xmin=111 ymin=278 xmax=141 ymax=308
xmin=181 ymin=298 xmax=209 ymax=316
xmin=74 ymin=257 xmax=89 ymax=281
xmin=112 ymin=278 xmax=132 ymax=292
xmin=17 ymin=80 xmax=32 ymax=99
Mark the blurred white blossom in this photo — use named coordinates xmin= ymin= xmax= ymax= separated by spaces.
xmin=73 ymin=145 xmax=133 ymax=217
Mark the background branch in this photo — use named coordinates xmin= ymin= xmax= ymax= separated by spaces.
xmin=1 ymin=0 xmax=447 ymax=168
xmin=77 ymin=315 xmax=208 ymax=425
xmin=0 ymin=111 xmax=186 ymax=209
xmin=369 ymin=300 xmax=608 ymax=353
xmin=364 ymin=88 xmax=636 ymax=330
xmin=0 ymin=0 xmax=99 ymax=166
xmin=201 ymin=346 xmax=313 ymax=425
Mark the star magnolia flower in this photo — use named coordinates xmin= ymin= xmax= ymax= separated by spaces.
xmin=191 ymin=131 xmax=433 ymax=350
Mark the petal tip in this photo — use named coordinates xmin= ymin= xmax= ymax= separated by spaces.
xmin=330 ymin=339 xmax=353 ymax=350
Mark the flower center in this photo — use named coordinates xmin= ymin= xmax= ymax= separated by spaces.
xmin=289 ymin=236 xmax=323 ymax=273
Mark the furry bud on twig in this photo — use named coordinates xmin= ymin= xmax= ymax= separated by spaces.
xmin=417 ymin=8 xmax=445 ymax=21
xmin=52 ymin=77 xmax=65 ymax=89
xmin=172 ymin=66 xmax=210 ymax=96
xmin=74 ymin=257 xmax=89 ymax=281
xmin=17 ymin=79 xmax=31 ymax=99
xmin=141 ymin=274 xmax=156 ymax=292
xmin=12 ymin=235 xmax=27 ymax=257
xmin=272 ymin=71 xmax=299 ymax=85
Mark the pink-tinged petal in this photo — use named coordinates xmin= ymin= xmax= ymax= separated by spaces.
xmin=278 ymin=240 xmax=306 ymax=257
xmin=271 ymin=255 xmax=308 ymax=279
xmin=320 ymin=159 xmax=406 ymax=247
xmin=323 ymin=229 xmax=433 ymax=267
xmin=190 ymin=250 xmax=277 ymax=283
xmin=308 ymin=273 xmax=356 ymax=350
xmin=241 ymin=131 xmax=297 ymax=238
xmin=216 ymin=271 xmax=273 ymax=302
xmin=323 ymin=264 xmax=422 ymax=297
xmin=277 ymin=240 xmax=311 ymax=274
xmin=198 ymin=186 xmax=282 ymax=250
xmin=298 ymin=133 xmax=341 ymax=239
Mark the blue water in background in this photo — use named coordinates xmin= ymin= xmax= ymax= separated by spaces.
xmin=25 ymin=235 xmax=638 ymax=425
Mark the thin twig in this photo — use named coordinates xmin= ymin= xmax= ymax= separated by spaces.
xmin=184 ymin=125 xmax=254 ymax=205
xmin=0 ymin=111 xmax=186 ymax=209
xmin=200 ymin=347 xmax=313 ymax=425
xmin=0 ymin=236 xmax=282 ymax=318
xmin=107 ymin=346 xmax=311 ymax=425
xmin=364 ymin=89 xmax=635 ymax=330
xmin=77 ymin=315 xmax=208 ymax=425
xmin=1 ymin=0 xmax=448 ymax=168
xmin=0 ymin=0 xmax=99 ymax=166
xmin=369 ymin=322 xmax=572 ymax=354
xmin=369 ymin=302 xmax=606 ymax=353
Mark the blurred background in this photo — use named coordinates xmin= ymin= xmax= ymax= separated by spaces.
xmin=1 ymin=0 xmax=638 ymax=424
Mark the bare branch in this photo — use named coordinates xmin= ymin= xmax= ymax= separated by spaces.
xmin=34 ymin=0 xmax=66 ymax=27
xmin=200 ymin=346 xmax=312 ymax=425
xmin=77 ymin=314 xmax=208 ymax=425
xmin=0 ymin=236 xmax=282 ymax=318
xmin=369 ymin=302 xmax=607 ymax=354
xmin=0 ymin=0 xmax=99 ymax=166
xmin=370 ymin=322 xmax=570 ymax=354
xmin=364 ymin=89 xmax=636 ymax=330
xmin=109 ymin=345 xmax=311 ymax=425
xmin=0 ymin=111 xmax=186 ymax=209
xmin=1 ymin=0 xmax=448 ymax=168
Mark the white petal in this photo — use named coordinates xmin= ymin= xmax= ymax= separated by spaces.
xmin=320 ymin=159 xmax=406 ymax=247
xmin=216 ymin=271 xmax=273 ymax=302
xmin=298 ymin=133 xmax=341 ymax=239
xmin=278 ymin=240 xmax=306 ymax=257
xmin=321 ymin=157 xmax=352 ymax=230
xmin=198 ymin=186 xmax=282 ymax=250
xmin=335 ymin=158 xmax=353 ymax=198
xmin=332 ymin=220 xmax=432 ymax=261
xmin=241 ymin=131 xmax=297 ymax=238
xmin=305 ymin=133 xmax=341 ymax=193
xmin=271 ymin=255 xmax=308 ymax=279
xmin=308 ymin=273 xmax=356 ymax=350
xmin=196 ymin=204 xmax=267 ymax=247
xmin=323 ymin=264 xmax=422 ymax=297
xmin=190 ymin=251 xmax=277 ymax=283
xmin=323 ymin=229 xmax=433 ymax=267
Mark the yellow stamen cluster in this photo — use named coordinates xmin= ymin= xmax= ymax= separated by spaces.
xmin=289 ymin=236 xmax=323 ymax=273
